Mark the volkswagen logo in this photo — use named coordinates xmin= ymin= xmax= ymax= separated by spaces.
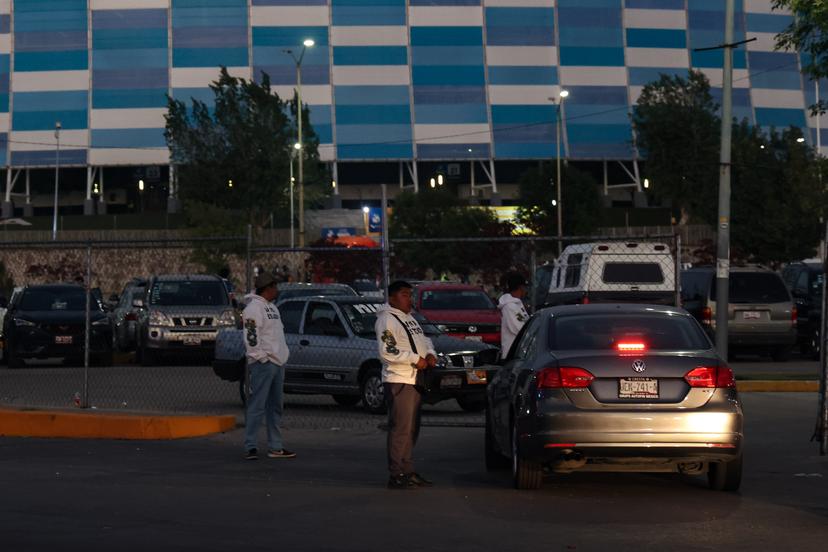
xmin=632 ymin=360 xmax=646 ymax=373
xmin=468 ymin=326 xmax=477 ymax=333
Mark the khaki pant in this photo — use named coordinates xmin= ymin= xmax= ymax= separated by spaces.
xmin=384 ymin=382 xmax=422 ymax=475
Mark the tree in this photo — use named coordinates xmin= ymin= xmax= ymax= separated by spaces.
xmin=633 ymin=70 xmax=721 ymax=226
xmin=164 ymin=67 xmax=327 ymax=229
xmin=514 ymin=163 xmax=603 ymax=237
xmin=774 ymin=1 xmax=828 ymax=112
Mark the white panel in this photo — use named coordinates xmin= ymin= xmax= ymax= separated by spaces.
xmin=251 ymin=7 xmax=330 ymax=26
xmin=91 ymin=108 xmax=167 ymax=130
xmin=12 ymin=71 xmax=89 ymax=92
xmin=317 ymin=143 xmax=335 ymax=162
xmin=410 ymin=7 xmax=483 ymax=27
xmin=629 ymin=85 xmax=644 ymax=104
xmin=0 ymin=112 xmax=8 ymax=131
xmin=9 ymin=130 xmax=89 ymax=151
xmin=747 ymin=32 xmax=780 ymax=52
xmin=91 ymin=0 xmax=168 ymax=8
xmin=744 ymin=0 xmax=776 ymax=14
xmin=486 ymin=46 xmax=556 ymax=66
xmin=623 ymin=9 xmax=686 ymax=29
xmin=89 ymin=148 xmax=169 ymax=165
xmin=331 ymin=26 xmax=407 ymax=46
xmin=332 ymin=65 xmax=410 ymax=85
xmin=271 ymin=85 xmax=332 ymax=105
xmin=171 ymin=67 xmax=252 ymax=88
xmin=488 ymin=85 xmax=558 ymax=104
xmin=0 ymin=0 xmax=9 ymax=13
xmin=625 ymin=48 xmax=689 ymax=68
xmin=559 ymin=66 xmax=628 ymax=86
xmin=751 ymin=88 xmax=805 ymax=108
xmin=0 ymin=35 xmax=10 ymax=55
xmin=699 ymin=68 xmax=751 ymax=88
xmin=415 ymin=124 xmax=491 ymax=144
xmin=483 ymin=0 xmax=554 ymax=7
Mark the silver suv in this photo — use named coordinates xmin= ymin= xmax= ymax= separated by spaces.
xmin=134 ymin=274 xmax=239 ymax=366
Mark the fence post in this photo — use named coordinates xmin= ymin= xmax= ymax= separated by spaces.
xmin=83 ymin=241 xmax=91 ymax=409
xmin=381 ymin=183 xmax=390 ymax=301
xmin=245 ymin=224 xmax=252 ymax=294
xmin=674 ymin=233 xmax=682 ymax=308
xmin=529 ymin=239 xmax=537 ymax=313
xmin=820 ymin=221 xmax=828 ymax=455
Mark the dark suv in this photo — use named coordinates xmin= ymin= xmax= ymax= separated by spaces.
xmin=2 ymin=284 xmax=113 ymax=367
xmin=680 ymin=266 xmax=797 ymax=360
xmin=782 ymin=261 xmax=824 ymax=359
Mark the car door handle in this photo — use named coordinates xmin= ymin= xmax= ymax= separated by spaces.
xmin=300 ymin=339 xmax=310 ymax=346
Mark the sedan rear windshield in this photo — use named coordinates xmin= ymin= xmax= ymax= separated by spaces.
xmin=19 ymin=289 xmax=103 ymax=312
xmin=550 ymin=313 xmax=710 ymax=351
xmin=711 ymin=272 xmax=790 ymax=304
xmin=602 ymin=262 xmax=664 ymax=284
xmin=420 ymin=290 xmax=494 ymax=310
xmin=149 ymin=281 xmax=228 ymax=306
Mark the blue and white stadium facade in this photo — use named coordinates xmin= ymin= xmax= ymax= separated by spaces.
xmin=0 ymin=0 xmax=822 ymax=210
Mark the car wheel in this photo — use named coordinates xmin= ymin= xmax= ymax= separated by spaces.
xmin=485 ymin=405 xmax=510 ymax=471
xmin=770 ymin=347 xmax=791 ymax=362
xmin=332 ymin=394 xmax=361 ymax=407
xmin=140 ymin=346 xmax=157 ymax=367
xmin=457 ymin=395 xmax=486 ymax=412
xmin=512 ymin=423 xmax=543 ymax=490
xmin=361 ymin=368 xmax=387 ymax=414
xmin=708 ymin=454 xmax=742 ymax=492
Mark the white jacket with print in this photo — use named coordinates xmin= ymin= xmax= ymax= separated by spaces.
xmin=498 ymin=293 xmax=529 ymax=359
xmin=242 ymin=294 xmax=290 ymax=366
xmin=374 ymin=305 xmax=436 ymax=385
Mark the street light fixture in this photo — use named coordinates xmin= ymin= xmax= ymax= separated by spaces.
xmin=284 ymin=38 xmax=315 ymax=247
xmin=644 ymin=178 xmax=650 ymax=189
xmin=437 ymin=174 xmax=444 ymax=186
xmin=228 ymin=179 xmax=233 ymax=188
xmin=138 ymin=179 xmax=145 ymax=213
xmin=429 ymin=178 xmax=436 ymax=188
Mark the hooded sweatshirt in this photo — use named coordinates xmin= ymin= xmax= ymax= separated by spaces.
xmin=498 ymin=293 xmax=529 ymax=359
xmin=374 ymin=304 xmax=436 ymax=384
xmin=242 ymin=294 xmax=290 ymax=366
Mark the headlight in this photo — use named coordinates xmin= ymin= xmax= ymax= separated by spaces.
xmin=14 ymin=318 xmax=35 ymax=327
xmin=149 ymin=310 xmax=173 ymax=327
xmin=92 ymin=318 xmax=109 ymax=326
xmin=217 ymin=310 xmax=236 ymax=327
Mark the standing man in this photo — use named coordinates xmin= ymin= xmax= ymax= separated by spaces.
xmin=375 ymin=280 xmax=437 ymax=489
xmin=243 ymin=271 xmax=296 ymax=461
xmin=498 ymin=272 xmax=530 ymax=360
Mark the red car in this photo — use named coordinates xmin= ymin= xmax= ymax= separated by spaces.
xmin=414 ymin=283 xmax=501 ymax=346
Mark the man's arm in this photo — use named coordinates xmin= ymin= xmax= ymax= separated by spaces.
xmin=502 ymin=301 xmax=526 ymax=336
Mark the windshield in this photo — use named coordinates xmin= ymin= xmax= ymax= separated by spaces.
xmin=341 ymin=304 xmax=442 ymax=337
xmin=19 ymin=288 xmax=103 ymax=312
xmin=550 ymin=313 xmax=710 ymax=351
xmin=149 ymin=281 xmax=228 ymax=307
xmin=419 ymin=289 xmax=495 ymax=310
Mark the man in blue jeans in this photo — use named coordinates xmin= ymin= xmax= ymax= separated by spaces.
xmin=243 ymin=271 xmax=296 ymax=461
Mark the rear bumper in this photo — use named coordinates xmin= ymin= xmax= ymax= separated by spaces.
xmin=145 ymin=327 xmax=220 ymax=353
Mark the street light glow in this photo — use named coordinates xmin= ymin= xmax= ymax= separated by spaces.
xmin=551 ymin=199 xmax=557 ymax=206
xmin=331 ymin=180 xmax=336 ymax=188
xmin=362 ymin=206 xmax=370 ymax=214
xmin=429 ymin=178 xmax=436 ymax=188
xmin=138 ymin=179 xmax=144 ymax=192
xmin=228 ymin=179 xmax=233 ymax=188
xmin=437 ymin=174 xmax=444 ymax=186
xmin=293 ymin=142 xmax=302 ymax=150
xmin=797 ymin=137 xmax=806 ymax=143
xmin=303 ymin=39 xmax=315 ymax=47
xmin=559 ymin=89 xmax=570 ymax=99
xmin=644 ymin=178 xmax=650 ymax=189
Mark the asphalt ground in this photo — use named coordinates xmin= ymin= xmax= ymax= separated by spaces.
xmin=1 ymin=392 xmax=826 ymax=552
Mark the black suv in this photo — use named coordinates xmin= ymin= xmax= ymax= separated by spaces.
xmin=2 ymin=284 xmax=113 ymax=367
xmin=782 ymin=261 xmax=824 ymax=359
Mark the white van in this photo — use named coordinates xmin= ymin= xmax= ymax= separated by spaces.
xmin=540 ymin=242 xmax=677 ymax=307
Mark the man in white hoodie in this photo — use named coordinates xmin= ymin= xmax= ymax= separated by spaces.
xmin=498 ymin=272 xmax=530 ymax=360
xmin=375 ymin=280 xmax=437 ymax=489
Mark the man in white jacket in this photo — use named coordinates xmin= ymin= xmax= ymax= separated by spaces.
xmin=498 ymin=272 xmax=530 ymax=360
xmin=375 ymin=280 xmax=437 ymax=489
xmin=242 ymin=271 xmax=295 ymax=461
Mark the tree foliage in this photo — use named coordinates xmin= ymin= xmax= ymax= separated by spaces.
xmin=773 ymin=0 xmax=828 ymax=113
xmin=164 ymin=67 xmax=327 ymax=229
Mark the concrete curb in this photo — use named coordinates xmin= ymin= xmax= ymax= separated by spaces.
xmin=736 ymin=380 xmax=819 ymax=392
xmin=0 ymin=409 xmax=236 ymax=440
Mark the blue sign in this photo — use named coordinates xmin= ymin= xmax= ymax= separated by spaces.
xmin=368 ymin=207 xmax=383 ymax=233
xmin=322 ymin=227 xmax=356 ymax=239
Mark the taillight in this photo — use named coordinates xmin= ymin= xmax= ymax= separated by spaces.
xmin=702 ymin=307 xmax=713 ymax=325
xmin=792 ymin=306 xmax=798 ymax=326
xmin=684 ymin=365 xmax=735 ymax=388
xmin=616 ymin=341 xmax=646 ymax=353
xmin=538 ymin=366 xmax=595 ymax=389
xmin=582 ymin=296 xmax=590 ymax=305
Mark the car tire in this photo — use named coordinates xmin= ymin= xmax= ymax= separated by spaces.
xmin=332 ymin=394 xmax=361 ymax=407
xmin=512 ymin=423 xmax=543 ymax=490
xmin=770 ymin=347 xmax=791 ymax=362
xmin=485 ymin=405 xmax=510 ymax=471
xmin=456 ymin=395 xmax=486 ymax=412
xmin=361 ymin=368 xmax=387 ymax=414
xmin=708 ymin=454 xmax=742 ymax=492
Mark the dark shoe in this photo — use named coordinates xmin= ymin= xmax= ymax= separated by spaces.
xmin=387 ymin=473 xmax=417 ymax=490
xmin=407 ymin=472 xmax=433 ymax=487
xmin=244 ymin=448 xmax=258 ymax=461
xmin=267 ymin=449 xmax=297 ymax=459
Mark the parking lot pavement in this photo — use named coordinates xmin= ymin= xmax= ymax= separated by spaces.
xmin=1 ymin=393 xmax=826 ymax=552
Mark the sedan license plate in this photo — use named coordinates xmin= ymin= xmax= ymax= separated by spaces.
xmin=55 ymin=335 xmax=73 ymax=345
xmin=464 ymin=335 xmax=483 ymax=342
xmin=441 ymin=375 xmax=463 ymax=389
xmin=619 ymin=378 xmax=658 ymax=399
xmin=466 ymin=369 xmax=488 ymax=385
xmin=742 ymin=311 xmax=761 ymax=320
xmin=182 ymin=335 xmax=202 ymax=346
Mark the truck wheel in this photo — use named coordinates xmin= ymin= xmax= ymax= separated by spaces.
xmin=360 ymin=368 xmax=386 ymax=414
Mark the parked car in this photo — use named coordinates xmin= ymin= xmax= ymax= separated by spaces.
xmin=274 ymin=283 xmax=358 ymax=301
xmin=413 ymin=282 xmax=501 ymax=346
xmin=781 ymin=260 xmax=824 ymax=359
xmin=134 ymin=274 xmax=239 ymax=366
xmin=351 ymin=279 xmax=384 ymax=298
xmin=2 ymin=284 xmax=114 ymax=367
xmin=110 ymin=279 xmax=148 ymax=352
xmin=212 ymin=296 xmax=500 ymax=413
xmin=680 ymin=266 xmax=797 ymax=360
xmin=485 ymin=304 xmax=743 ymax=491
xmin=542 ymin=242 xmax=677 ymax=307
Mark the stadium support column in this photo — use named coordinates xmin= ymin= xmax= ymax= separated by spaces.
xmin=23 ymin=169 xmax=33 ymax=217
xmin=84 ymin=166 xmax=95 ymax=215
xmin=2 ymin=168 xmax=12 ymax=218
xmin=167 ymin=164 xmax=181 ymax=214
xmin=97 ymin=168 xmax=107 ymax=214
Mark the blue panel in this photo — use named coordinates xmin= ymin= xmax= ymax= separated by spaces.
xmin=568 ymin=124 xmax=632 ymax=143
xmin=172 ymin=0 xmax=248 ymax=28
xmin=15 ymin=90 xmax=87 ymax=111
xmin=93 ymin=28 xmax=168 ymax=50
xmin=493 ymin=122 xmax=554 ymax=143
xmin=172 ymin=87 xmax=216 ymax=104
xmin=485 ymin=7 xmax=555 ymax=47
xmin=13 ymin=110 xmax=87 ymax=131
xmin=559 ymin=26 xmax=623 ymax=48
xmin=333 ymin=46 xmax=408 ymax=65
xmin=93 ymin=49 xmax=168 ymax=70
xmin=332 ymin=6 xmax=406 ymax=26
xmin=559 ymin=47 xmax=625 ymax=67
xmin=625 ymin=28 xmax=686 ymax=49
xmin=690 ymin=49 xmax=747 ymax=69
xmin=755 ymin=107 xmax=806 ymax=128
xmin=746 ymin=13 xmax=792 ymax=33
xmin=253 ymin=64 xmax=330 ymax=85
xmin=173 ymin=47 xmax=248 ymax=67
xmin=628 ymin=67 xmax=687 ymax=86
xmin=11 ymin=149 xmax=87 ymax=166
xmin=14 ymin=50 xmax=88 ymax=71
xmin=412 ymin=66 xmax=485 ymax=86
xmin=93 ymin=89 xmax=169 ymax=109
xmin=252 ymin=26 xmax=330 ymax=46
xmin=625 ymin=0 xmax=683 ymax=7
xmin=495 ymin=143 xmax=556 ymax=159
xmin=336 ymin=104 xmax=410 ymax=125
xmin=413 ymin=86 xmax=485 ymax=104
xmin=254 ymin=0 xmax=328 ymax=4
xmin=0 ymin=15 xmax=9 ymax=34
xmin=415 ymin=104 xmax=488 ymax=124
xmin=92 ymin=128 xmax=166 ymax=148
xmin=410 ymin=0 xmax=480 ymax=4
xmin=335 ymin=85 xmax=410 ymax=105
xmin=492 ymin=105 xmax=555 ymax=124
xmin=489 ymin=66 xmax=558 ymax=85
xmin=411 ymin=46 xmax=483 ymax=66
xmin=174 ymin=27 xmax=247 ymax=48
xmin=0 ymin=94 xmax=9 ymax=113
xmin=92 ymin=9 xmax=168 ymax=30
xmin=410 ymin=27 xmax=482 ymax=46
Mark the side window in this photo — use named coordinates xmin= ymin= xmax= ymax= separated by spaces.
xmin=278 ymin=301 xmax=305 ymax=334
xmin=782 ymin=266 xmax=797 ymax=288
xmin=795 ymin=270 xmax=809 ymax=294
xmin=304 ymin=302 xmax=345 ymax=336
xmin=564 ymin=254 xmax=583 ymax=288
xmin=514 ymin=315 xmax=542 ymax=360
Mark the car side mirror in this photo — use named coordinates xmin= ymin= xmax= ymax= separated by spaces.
xmin=132 ymin=298 xmax=145 ymax=309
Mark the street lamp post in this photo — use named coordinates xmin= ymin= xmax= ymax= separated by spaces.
xmin=290 ymin=142 xmax=300 ymax=248
xmin=284 ymin=38 xmax=315 ymax=247
xmin=362 ymin=205 xmax=370 ymax=235
xmin=555 ymin=90 xmax=569 ymax=255
xmin=52 ymin=121 xmax=61 ymax=241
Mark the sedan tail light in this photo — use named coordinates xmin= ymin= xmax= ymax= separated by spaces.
xmin=538 ymin=366 xmax=595 ymax=389
xmin=684 ymin=365 xmax=735 ymax=388
xmin=701 ymin=307 xmax=713 ymax=325
xmin=791 ymin=306 xmax=798 ymax=326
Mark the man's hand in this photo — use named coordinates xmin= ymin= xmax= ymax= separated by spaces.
xmin=415 ymin=357 xmax=428 ymax=370
xmin=425 ymin=354 xmax=437 ymax=368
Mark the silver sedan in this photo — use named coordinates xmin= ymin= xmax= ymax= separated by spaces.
xmin=486 ymin=304 xmax=743 ymax=491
